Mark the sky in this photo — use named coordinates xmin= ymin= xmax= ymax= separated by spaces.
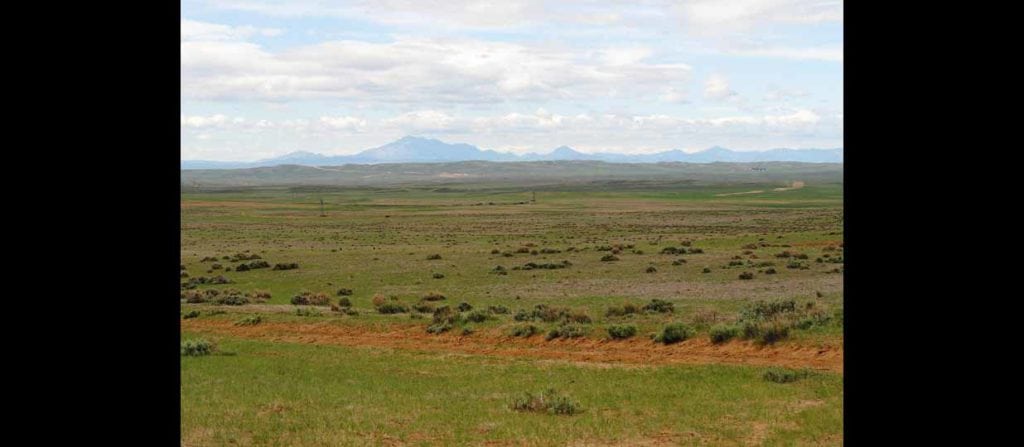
xmin=181 ymin=0 xmax=843 ymax=161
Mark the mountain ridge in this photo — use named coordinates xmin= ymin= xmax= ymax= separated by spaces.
xmin=182 ymin=136 xmax=842 ymax=169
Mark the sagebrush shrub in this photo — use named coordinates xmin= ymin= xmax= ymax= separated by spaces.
xmin=421 ymin=292 xmax=446 ymax=301
xmin=643 ymin=299 xmax=675 ymax=314
xmin=606 ymin=302 xmax=640 ymax=317
xmin=546 ymin=324 xmax=587 ymax=340
xmin=606 ymin=324 xmax=637 ymax=339
xmin=377 ymin=303 xmax=408 ymax=314
xmin=214 ymin=293 xmax=250 ymax=306
xmin=759 ymin=323 xmax=789 ymax=344
xmin=655 ymin=323 xmax=693 ymax=344
xmin=510 ymin=324 xmax=539 ymax=337
xmin=510 ymin=389 xmax=581 ymax=415
xmin=709 ymin=324 xmax=739 ymax=344
xmin=248 ymin=290 xmax=271 ymax=302
xmin=488 ymin=305 xmax=510 ymax=314
xmin=465 ymin=310 xmax=491 ymax=323
xmin=739 ymin=300 xmax=797 ymax=321
xmin=181 ymin=339 xmax=214 ymax=356
xmin=763 ymin=368 xmax=810 ymax=383
xmin=412 ymin=303 xmax=435 ymax=313
xmin=307 ymin=293 xmax=331 ymax=306
xmin=566 ymin=311 xmax=592 ymax=324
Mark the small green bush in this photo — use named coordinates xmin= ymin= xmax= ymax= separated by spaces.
xmin=182 ymin=310 xmax=200 ymax=319
xmin=546 ymin=324 xmax=587 ymax=340
xmin=422 ymin=292 xmax=447 ymax=301
xmin=457 ymin=302 xmax=473 ymax=312
xmin=488 ymin=305 xmax=510 ymax=314
xmin=606 ymin=324 xmax=637 ymax=339
xmin=510 ymin=324 xmax=539 ymax=337
xmin=643 ymin=299 xmax=675 ymax=314
xmin=655 ymin=323 xmax=693 ymax=344
xmin=600 ymin=254 xmax=619 ymax=262
xmin=763 ymin=368 xmax=810 ymax=383
xmin=336 ymin=288 xmax=353 ymax=296
xmin=412 ymin=303 xmax=435 ymax=313
xmin=510 ymin=389 xmax=581 ymax=415
xmin=515 ymin=304 xmax=572 ymax=323
xmin=739 ymin=300 xmax=797 ymax=321
xmin=377 ymin=303 xmax=408 ymax=314
xmin=709 ymin=324 xmax=739 ymax=344
xmin=426 ymin=306 xmax=462 ymax=333
xmin=426 ymin=254 xmax=442 ymax=260
xmin=181 ymin=339 xmax=214 ymax=356
xmin=214 ymin=293 xmax=249 ymax=306
xmin=566 ymin=311 xmax=592 ymax=324
xmin=337 ymin=297 xmax=352 ymax=307
xmin=432 ymin=272 xmax=445 ymax=279
xmin=465 ymin=310 xmax=491 ymax=323
xmin=759 ymin=323 xmax=790 ymax=344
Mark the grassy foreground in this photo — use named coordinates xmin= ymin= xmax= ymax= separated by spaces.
xmin=182 ymin=334 xmax=841 ymax=446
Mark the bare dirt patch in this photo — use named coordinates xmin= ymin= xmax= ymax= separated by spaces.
xmin=183 ymin=319 xmax=842 ymax=372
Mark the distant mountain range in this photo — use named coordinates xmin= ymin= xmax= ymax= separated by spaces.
xmin=181 ymin=136 xmax=843 ymax=169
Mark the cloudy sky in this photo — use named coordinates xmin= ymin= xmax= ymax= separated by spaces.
xmin=181 ymin=0 xmax=843 ymax=161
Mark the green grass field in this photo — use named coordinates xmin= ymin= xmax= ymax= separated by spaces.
xmin=181 ymin=171 xmax=843 ymax=446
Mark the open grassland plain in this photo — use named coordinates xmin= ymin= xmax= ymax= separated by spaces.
xmin=181 ymin=170 xmax=843 ymax=446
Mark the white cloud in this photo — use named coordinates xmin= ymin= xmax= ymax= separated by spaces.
xmin=677 ymin=0 xmax=843 ymax=31
xmin=730 ymin=45 xmax=843 ymax=62
xmin=318 ymin=116 xmax=367 ymax=131
xmin=704 ymin=74 xmax=737 ymax=100
xmin=382 ymin=110 xmax=459 ymax=131
xmin=181 ymin=25 xmax=691 ymax=103
xmin=207 ymin=0 xmax=653 ymax=30
xmin=180 ymin=19 xmax=282 ymax=41
xmin=180 ymin=114 xmax=245 ymax=128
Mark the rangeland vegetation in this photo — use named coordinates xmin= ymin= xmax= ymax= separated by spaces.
xmin=181 ymin=165 xmax=843 ymax=445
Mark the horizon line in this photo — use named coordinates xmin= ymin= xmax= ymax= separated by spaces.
xmin=183 ymin=136 xmax=843 ymax=162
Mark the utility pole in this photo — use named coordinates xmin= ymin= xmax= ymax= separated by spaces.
xmin=320 ymin=198 xmax=326 ymax=217
xmin=531 ymin=191 xmax=536 ymax=204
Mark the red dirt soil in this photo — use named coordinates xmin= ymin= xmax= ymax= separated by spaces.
xmin=183 ymin=319 xmax=843 ymax=373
